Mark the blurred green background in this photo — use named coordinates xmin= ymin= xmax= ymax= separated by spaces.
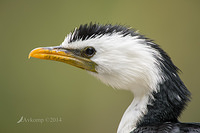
xmin=1 ymin=0 xmax=200 ymax=133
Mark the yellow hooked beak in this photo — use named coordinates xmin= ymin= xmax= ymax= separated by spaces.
xmin=28 ymin=46 xmax=97 ymax=72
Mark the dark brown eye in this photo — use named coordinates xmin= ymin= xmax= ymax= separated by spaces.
xmin=82 ymin=46 xmax=96 ymax=58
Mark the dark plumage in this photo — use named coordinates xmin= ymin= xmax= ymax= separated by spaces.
xmin=137 ymin=41 xmax=191 ymax=127
xmin=69 ymin=23 xmax=148 ymax=43
xmin=132 ymin=122 xmax=200 ymax=133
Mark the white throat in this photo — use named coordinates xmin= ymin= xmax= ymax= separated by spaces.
xmin=117 ymin=91 xmax=150 ymax=133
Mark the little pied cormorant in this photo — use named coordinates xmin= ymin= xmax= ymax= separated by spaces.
xmin=29 ymin=23 xmax=200 ymax=133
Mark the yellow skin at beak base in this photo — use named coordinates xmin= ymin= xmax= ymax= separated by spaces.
xmin=28 ymin=47 xmax=97 ymax=73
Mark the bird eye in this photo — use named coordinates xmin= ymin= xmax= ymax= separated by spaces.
xmin=82 ymin=46 xmax=96 ymax=58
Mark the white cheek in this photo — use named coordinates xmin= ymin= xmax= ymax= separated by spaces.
xmin=93 ymin=40 xmax=162 ymax=93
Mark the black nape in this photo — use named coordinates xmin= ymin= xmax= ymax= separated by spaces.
xmin=137 ymin=41 xmax=191 ymax=127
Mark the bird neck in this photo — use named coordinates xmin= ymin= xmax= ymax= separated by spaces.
xmin=117 ymin=91 xmax=150 ymax=133
xmin=117 ymin=73 xmax=190 ymax=133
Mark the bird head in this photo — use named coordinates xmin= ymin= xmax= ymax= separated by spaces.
xmin=29 ymin=23 xmax=164 ymax=96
